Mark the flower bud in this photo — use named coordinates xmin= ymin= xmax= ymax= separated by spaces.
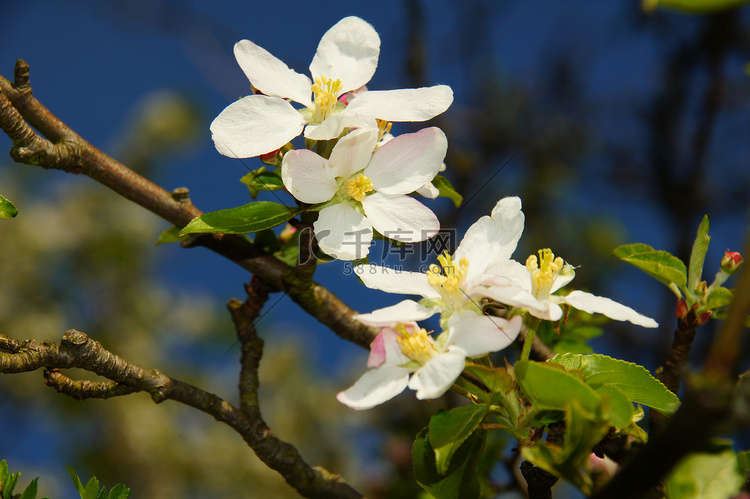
xmin=675 ymin=298 xmax=689 ymax=320
xmin=278 ymin=224 xmax=298 ymax=245
xmin=720 ymin=250 xmax=743 ymax=275
xmin=260 ymin=148 xmax=282 ymax=166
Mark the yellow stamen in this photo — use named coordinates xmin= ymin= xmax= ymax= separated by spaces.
xmin=376 ymin=119 xmax=393 ymax=143
xmin=527 ymin=248 xmax=566 ymax=300
xmin=426 ymin=252 xmax=473 ymax=314
xmin=311 ymin=76 xmax=344 ymax=123
xmin=395 ymin=324 xmax=437 ymax=365
xmin=344 ymin=174 xmax=373 ymax=202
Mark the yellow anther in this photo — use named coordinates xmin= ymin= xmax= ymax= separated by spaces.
xmin=395 ymin=325 xmax=437 ymax=365
xmin=527 ymin=248 xmax=566 ymax=300
xmin=344 ymin=174 xmax=373 ymax=202
xmin=376 ymin=119 xmax=393 ymax=143
xmin=426 ymin=252 xmax=470 ymax=303
xmin=311 ymin=76 xmax=344 ymax=123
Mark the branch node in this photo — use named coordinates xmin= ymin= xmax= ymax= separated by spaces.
xmin=171 ymin=187 xmax=191 ymax=204
xmin=62 ymin=329 xmax=89 ymax=347
xmin=13 ymin=59 xmax=30 ymax=93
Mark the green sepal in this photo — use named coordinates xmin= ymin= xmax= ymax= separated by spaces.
xmin=0 ymin=194 xmax=18 ymax=219
xmin=240 ymin=169 xmax=284 ymax=199
xmin=413 ymin=427 xmax=485 ymax=499
xmin=180 ymin=202 xmax=303 ymax=235
xmin=550 ymin=353 xmax=680 ymax=416
xmin=687 ymin=215 xmax=710 ymax=293
xmin=428 ymin=404 xmax=489 ymax=475
xmin=155 ymin=225 xmax=184 ymax=245
xmin=432 ymin=175 xmax=463 ymax=207
xmin=613 ymin=243 xmax=687 ymax=291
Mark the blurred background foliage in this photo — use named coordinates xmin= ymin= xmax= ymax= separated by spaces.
xmin=0 ymin=0 xmax=749 ymax=498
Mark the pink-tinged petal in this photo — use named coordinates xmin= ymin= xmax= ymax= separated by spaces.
xmin=328 ymin=128 xmax=379 ymax=178
xmin=345 ymin=85 xmax=454 ymax=122
xmin=337 ymin=365 xmax=411 ymax=410
xmin=454 ymin=197 xmax=525 ymax=283
xmin=407 ymin=347 xmax=467 ymax=400
xmin=355 ymin=264 xmax=439 ymax=298
xmin=483 ymin=286 xmax=564 ymax=322
xmin=210 ymin=96 xmax=305 ymax=158
xmin=362 ymin=193 xmax=439 ymax=243
xmin=367 ymin=326 xmax=411 ymax=367
xmin=233 ymin=40 xmax=312 ymax=106
xmin=304 ymin=113 xmax=378 ymax=141
xmin=314 ymin=203 xmax=373 ymax=260
xmin=365 ymin=128 xmax=447 ymax=195
xmin=281 ymin=150 xmax=337 ymax=203
xmin=310 ymin=17 xmax=380 ymax=93
xmin=448 ymin=315 xmax=523 ymax=357
xmin=561 ymin=291 xmax=659 ymax=328
xmin=355 ymin=300 xmax=438 ymax=327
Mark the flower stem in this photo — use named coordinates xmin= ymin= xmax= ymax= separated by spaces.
xmin=520 ymin=317 xmax=540 ymax=362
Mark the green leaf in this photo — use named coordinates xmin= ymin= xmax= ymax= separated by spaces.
xmin=240 ymin=170 xmax=284 ymax=200
xmin=19 ymin=477 xmax=38 ymax=499
xmin=3 ymin=470 xmax=20 ymax=499
xmin=180 ymin=202 xmax=303 ymax=235
xmin=646 ymin=0 xmax=750 ymax=14
xmin=155 ymin=225 xmax=184 ymax=245
xmin=665 ymin=450 xmax=743 ymax=499
xmin=66 ymin=466 xmax=84 ymax=494
xmin=0 ymin=194 xmax=17 ymax=219
xmin=705 ymin=286 xmax=733 ymax=310
xmin=737 ymin=451 xmax=750 ymax=473
xmin=413 ymin=428 xmax=485 ymax=499
xmin=688 ymin=215 xmax=710 ymax=293
xmin=613 ymin=244 xmax=687 ymax=289
xmin=107 ymin=483 xmax=131 ymax=499
xmin=515 ymin=360 xmax=601 ymax=414
xmin=464 ymin=365 xmax=514 ymax=394
xmin=82 ymin=476 xmax=101 ymax=499
xmin=432 ymin=175 xmax=463 ymax=207
xmin=594 ymin=384 xmax=635 ymax=429
xmin=429 ymin=405 xmax=489 ymax=474
xmin=550 ymin=354 xmax=680 ymax=415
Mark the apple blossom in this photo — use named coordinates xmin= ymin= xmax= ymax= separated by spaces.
xmin=337 ymin=317 xmax=522 ymax=410
xmin=281 ymin=127 xmax=446 ymax=260
xmin=353 ymin=197 xmax=526 ymax=336
xmin=210 ymin=16 xmax=453 ymax=158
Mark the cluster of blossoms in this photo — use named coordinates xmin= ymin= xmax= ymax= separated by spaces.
xmin=209 ymin=17 xmax=658 ymax=411
xmin=211 ymin=16 xmax=452 ymax=260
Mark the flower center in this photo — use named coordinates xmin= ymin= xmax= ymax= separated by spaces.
xmin=311 ymin=76 xmax=344 ymax=123
xmin=395 ymin=324 xmax=438 ymax=365
xmin=526 ymin=248 xmax=565 ymax=300
xmin=343 ymin=174 xmax=373 ymax=202
xmin=427 ymin=252 xmax=471 ymax=311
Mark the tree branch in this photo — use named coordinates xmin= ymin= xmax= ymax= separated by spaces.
xmin=0 ymin=330 xmax=363 ymax=499
xmin=0 ymin=60 xmax=377 ymax=351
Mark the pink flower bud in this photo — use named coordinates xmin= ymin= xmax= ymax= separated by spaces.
xmin=676 ymin=299 xmax=689 ymax=320
xmin=260 ymin=148 xmax=282 ymax=166
xmin=278 ymin=224 xmax=298 ymax=245
xmin=721 ymin=250 xmax=743 ymax=275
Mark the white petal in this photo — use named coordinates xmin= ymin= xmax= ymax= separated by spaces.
xmin=314 ymin=203 xmax=373 ymax=260
xmin=483 ymin=286 xmax=564 ymax=322
xmin=480 ymin=260 xmax=531 ymax=290
xmin=337 ymin=365 xmax=411 ymax=410
xmin=448 ymin=314 xmax=523 ymax=357
xmin=367 ymin=326 xmax=411 ymax=367
xmin=408 ymin=347 xmax=467 ymax=400
xmin=310 ymin=17 xmax=380 ymax=93
xmin=454 ymin=196 xmax=525 ymax=283
xmin=210 ymin=96 xmax=305 ymax=158
xmin=233 ymin=40 xmax=312 ymax=105
xmin=304 ymin=113 xmax=378 ymax=141
xmin=280 ymin=150 xmax=337 ymax=203
xmin=550 ymin=266 xmax=576 ymax=294
xmin=561 ymin=291 xmax=659 ymax=328
xmin=366 ymin=128 xmax=447 ymax=195
xmin=345 ymin=85 xmax=454 ymax=122
xmin=362 ymin=193 xmax=439 ymax=243
xmin=355 ymin=299 xmax=438 ymax=326
xmin=355 ymin=264 xmax=439 ymax=298
xmin=328 ymin=128 xmax=379 ymax=179
xmin=416 ymin=182 xmax=439 ymax=199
